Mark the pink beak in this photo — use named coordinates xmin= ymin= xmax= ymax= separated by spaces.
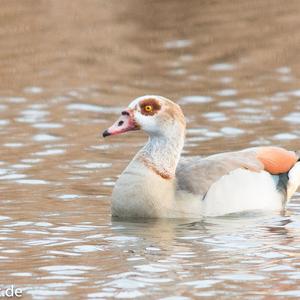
xmin=102 ymin=110 xmax=140 ymax=138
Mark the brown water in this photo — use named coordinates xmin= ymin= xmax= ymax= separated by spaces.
xmin=1 ymin=1 xmax=300 ymax=299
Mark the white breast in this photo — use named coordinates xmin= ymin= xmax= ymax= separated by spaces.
xmin=112 ymin=160 xmax=176 ymax=218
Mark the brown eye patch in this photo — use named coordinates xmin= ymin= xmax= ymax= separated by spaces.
xmin=140 ymin=99 xmax=161 ymax=116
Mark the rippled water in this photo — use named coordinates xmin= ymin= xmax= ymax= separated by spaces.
xmin=2 ymin=1 xmax=300 ymax=299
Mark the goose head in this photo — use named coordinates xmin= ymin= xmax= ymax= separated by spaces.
xmin=102 ymin=95 xmax=186 ymax=138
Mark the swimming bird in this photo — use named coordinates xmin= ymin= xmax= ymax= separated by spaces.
xmin=102 ymin=95 xmax=300 ymax=218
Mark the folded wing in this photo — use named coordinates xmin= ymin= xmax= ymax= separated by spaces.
xmin=176 ymin=146 xmax=298 ymax=196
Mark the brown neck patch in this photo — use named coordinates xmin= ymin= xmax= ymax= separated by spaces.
xmin=140 ymin=99 xmax=161 ymax=116
xmin=139 ymin=156 xmax=173 ymax=180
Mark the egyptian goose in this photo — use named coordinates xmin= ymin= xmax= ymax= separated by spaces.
xmin=102 ymin=95 xmax=300 ymax=218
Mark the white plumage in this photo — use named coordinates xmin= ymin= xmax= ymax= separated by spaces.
xmin=103 ymin=95 xmax=300 ymax=218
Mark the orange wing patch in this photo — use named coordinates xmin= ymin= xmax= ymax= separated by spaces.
xmin=257 ymin=147 xmax=298 ymax=174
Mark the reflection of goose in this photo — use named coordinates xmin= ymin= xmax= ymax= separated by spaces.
xmin=103 ymin=95 xmax=300 ymax=218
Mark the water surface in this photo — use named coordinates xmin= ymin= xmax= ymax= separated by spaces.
xmin=1 ymin=1 xmax=300 ymax=299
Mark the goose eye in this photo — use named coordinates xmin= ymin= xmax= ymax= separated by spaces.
xmin=144 ymin=105 xmax=152 ymax=112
